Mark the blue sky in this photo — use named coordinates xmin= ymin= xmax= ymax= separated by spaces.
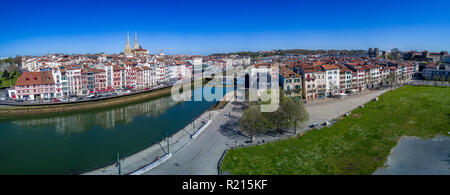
xmin=0 ymin=0 xmax=449 ymax=57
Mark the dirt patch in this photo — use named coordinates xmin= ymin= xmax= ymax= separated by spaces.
xmin=352 ymin=113 xmax=362 ymax=118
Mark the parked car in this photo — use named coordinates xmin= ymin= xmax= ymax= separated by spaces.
xmin=323 ymin=121 xmax=330 ymax=126
xmin=52 ymin=99 xmax=61 ymax=103
xmin=0 ymin=97 xmax=6 ymax=101
xmin=60 ymin=98 xmax=68 ymax=102
xmin=344 ymin=112 xmax=351 ymax=116
xmin=309 ymin=122 xmax=319 ymax=128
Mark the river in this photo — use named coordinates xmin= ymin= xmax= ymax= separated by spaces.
xmin=0 ymin=86 xmax=231 ymax=174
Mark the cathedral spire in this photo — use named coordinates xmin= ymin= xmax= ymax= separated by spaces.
xmin=127 ymin=32 xmax=130 ymax=45
xmin=124 ymin=32 xmax=132 ymax=56
xmin=133 ymin=32 xmax=139 ymax=50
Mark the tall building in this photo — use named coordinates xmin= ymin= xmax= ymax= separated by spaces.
xmin=374 ymin=48 xmax=380 ymax=57
xmin=124 ymin=32 xmax=132 ymax=56
xmin=133 ymin=32 xmax=139 ymax=50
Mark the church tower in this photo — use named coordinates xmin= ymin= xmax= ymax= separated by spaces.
xmin=133 ymin=32 xmax=140 ymax=50
xmin=124 ymin=32 xmax=132 ymax=56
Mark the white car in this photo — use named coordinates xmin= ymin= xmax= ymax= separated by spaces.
xmin=0 ymin=97 xmax=6 ymax=101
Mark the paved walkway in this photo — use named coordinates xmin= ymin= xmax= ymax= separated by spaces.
xmin=144 ymin=88 xmax=391 ymax=175
xmin=83 ymin=105 xmax=221 ymax=175
xmin=144 ymin=100 xmax=247 ymax=175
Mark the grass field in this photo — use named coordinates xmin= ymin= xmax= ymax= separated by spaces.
xmin=221 ymin=85 xmax=450 ymax=175
xmin=0 ymin=71 xmax=20 ymax=88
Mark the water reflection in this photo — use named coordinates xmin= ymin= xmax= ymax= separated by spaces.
xmin=11 ymin=95 xmax=178 ymax=134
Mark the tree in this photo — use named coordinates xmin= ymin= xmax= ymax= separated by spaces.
xmin=2 ymin=70 xmax=10 ymax=79
xmin=387 ymin=74 xmax=395 ymax=89
xmin=284 ymin=98 xmax=309 ymax=134
xmin=263 ymin=93 xmax=288 ymax=132
xmin=239 ymin=105 xmax=266 ymax=141
xmin=396 ymin=75 xmax=403 ymax=87
xmin=12 ymin=56 xmax=21 ymax=66
xmin=440 ymin=76 xmax=446 ymax=86
xmin=433 ymin=75 xmax=439 ymax=86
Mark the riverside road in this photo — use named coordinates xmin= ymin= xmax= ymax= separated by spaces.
xmin=144 ymin=88 xmax=390 ymax=175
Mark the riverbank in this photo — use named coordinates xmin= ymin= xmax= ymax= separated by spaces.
xmin=0 ymin=78 xmax=216 ymax=118
xmin=0 ymin=86 xmax=173 ymax=118
xmin=82 ymin=91 xmax=235 ymax=175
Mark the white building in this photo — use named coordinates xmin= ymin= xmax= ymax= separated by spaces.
xmin=52 ymin=68 xmax=63 ymax=98
xmin=321 ymin=65 xmax=340 ymax=96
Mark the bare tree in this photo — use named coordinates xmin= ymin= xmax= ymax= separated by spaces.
xmin=440 ymin=76 xmax=446 ymax=86
xmin=239 ymin=105 xmax=266 ymax=141
xmin=433 ymin=75 xmax=439 ymax=86
xmin=285 ymin=99 xmax=309 ymax=134
xmin=264 ymin=92 xmax=289 ymax=132
xmin=387 ymin=74 xmax=395 ymax=89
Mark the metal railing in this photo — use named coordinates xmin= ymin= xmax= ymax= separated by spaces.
xmin=72 ymin=99 xmax=218 ymax=175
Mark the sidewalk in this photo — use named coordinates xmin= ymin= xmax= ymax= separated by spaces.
xmin=83 ymin=91 xmax=234 ymax=175
xmin=83 ymin=105 xmax=220 ymax=175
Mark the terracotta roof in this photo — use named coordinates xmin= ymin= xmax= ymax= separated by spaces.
xmin=254 ymin=63 xmax=271 ymax=68
xmin=321 ymin=64 xmax=340 ymax=70
xmin=281 ymin=70 xmax=301 ymax=78
xmin=15 ymin=71 xmax=55 ymax=86
xmin=313 ymin=66 xmax=324 ymax=72
xmin=304 ymin=69 xmax=316 ymax=73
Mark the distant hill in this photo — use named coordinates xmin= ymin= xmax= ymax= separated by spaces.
xmin=210 ymin=49 xmax=366 ymax=57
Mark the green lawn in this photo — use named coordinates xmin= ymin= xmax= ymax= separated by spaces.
xmin=0 ymin=71 xmax=20 ymax=88
xmin=221 ymin=86 xmax=450 ymax=175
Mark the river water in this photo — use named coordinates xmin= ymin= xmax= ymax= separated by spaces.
xmin=0 ymin=86 xmax=231 ymax=174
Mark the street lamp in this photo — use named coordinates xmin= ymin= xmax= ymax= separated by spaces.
xmin=116 ymin=153 xmax=121 ymax=175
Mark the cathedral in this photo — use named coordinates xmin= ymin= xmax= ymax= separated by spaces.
xmin=124 ymin=32 xmax=148 ymax=57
